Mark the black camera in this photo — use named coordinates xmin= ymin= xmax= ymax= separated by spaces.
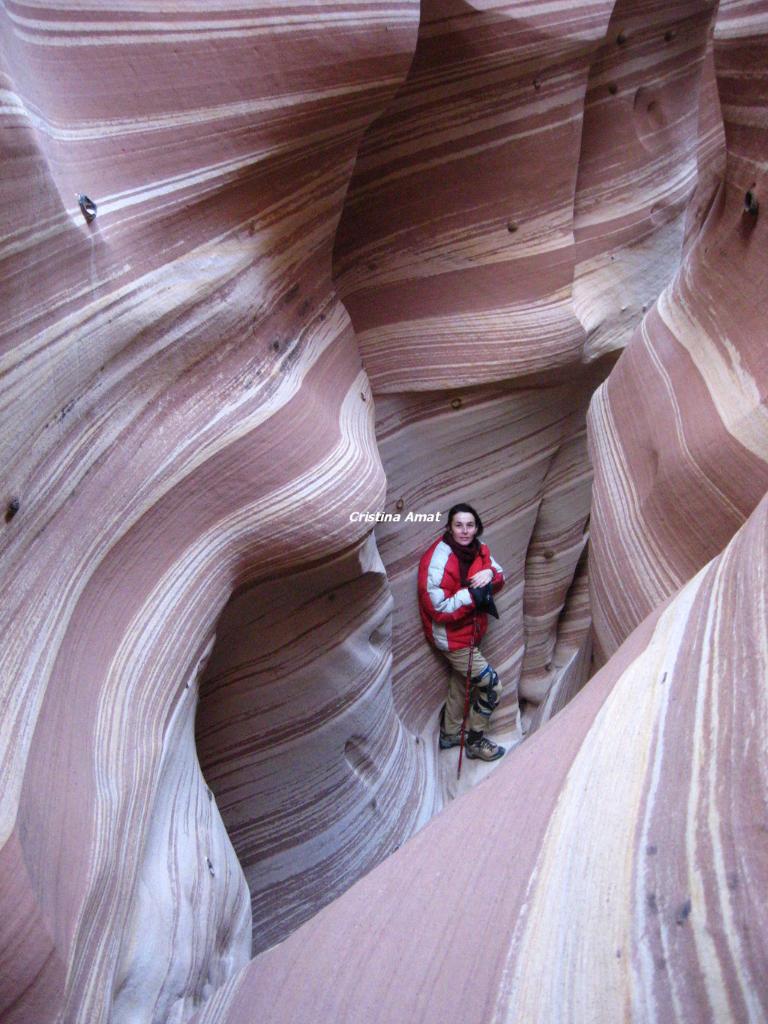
xmin=469 ymin=583 xmax=499 ymax=619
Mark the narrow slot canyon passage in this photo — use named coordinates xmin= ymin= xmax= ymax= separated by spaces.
xmin=372 ymin=362 xmax=616 ymax=749
xmin=194 ymin=361 xmax=613 ymax=958
xmin=3 ymin=0 xmax=767 ymax=1020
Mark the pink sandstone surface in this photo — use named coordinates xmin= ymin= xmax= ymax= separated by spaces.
xmin=589 ymin=0 xmax=768 ymax=663
xmin=0 ymin=0 xmax=766 ymax=1022
xmin=190 ymin=487 xmax=768 ymax=1024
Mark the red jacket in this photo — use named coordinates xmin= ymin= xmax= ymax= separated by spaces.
xmin=418 ymin=538 xmax=504 ymax=652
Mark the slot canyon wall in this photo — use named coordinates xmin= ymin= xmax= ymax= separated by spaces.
xmin=0 ymin=1 xmax=421 ymax=1020
xmin=0 ymin=3 xmax=766 ymax=1024
xmin=335 ymin=0 xmax=725 ymax=739
xmin=589 ymin=0 xmax=768 ymax=662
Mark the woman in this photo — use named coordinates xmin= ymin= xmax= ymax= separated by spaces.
xmin=417 ymin=503 xmax=505 ymax=762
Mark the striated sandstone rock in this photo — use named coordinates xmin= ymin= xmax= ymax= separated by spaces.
xmin=1 ymin=0 xmax=765 ymax=1021
xmin=372 ymin=374 xmax=601 ymax=750
xmin=572 ymin=0 xmax=719 ymax=361
xmin=0 ymin=2 xmax=418 ymax=1021
xmin=188 ymin=481 xmax=768 ymax=1024
xmin=589 ymin=0 xmax=768 ymax=662
xmin=334 ymin=0 xmax=613 ymax=391
xmin=196 ymin=534 xmax=436 ymax=957
xmin=335 ymin=0 xmax=720 ymax=731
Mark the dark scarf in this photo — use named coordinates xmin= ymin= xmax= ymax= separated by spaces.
xmin=442 ymin=531 xmax=480 ymax=585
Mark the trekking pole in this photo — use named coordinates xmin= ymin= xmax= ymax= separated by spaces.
xmin=457 ymin=613 xmax=478 ymax=780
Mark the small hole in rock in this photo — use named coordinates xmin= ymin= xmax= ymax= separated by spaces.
xmin=744 ymin=190 xmax=759 ymax=216
xmin=77 ymin=193 xmax=97 ymax=223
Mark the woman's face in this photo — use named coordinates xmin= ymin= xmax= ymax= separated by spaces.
xmin=450 ymin=512 xmax=477 ymax=545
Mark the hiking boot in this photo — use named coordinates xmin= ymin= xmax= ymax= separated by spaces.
xmin=438 ymin=704 xmax=461 ymax=749
xmin=465 ymin=730 xmax=505 ymax=761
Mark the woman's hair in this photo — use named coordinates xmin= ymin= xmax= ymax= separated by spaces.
xmin=447 ymin=502 xmax=484 ymax=537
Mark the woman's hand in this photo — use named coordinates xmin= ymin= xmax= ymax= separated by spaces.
xmin=469 ymin=568 xmax=493 ymax=588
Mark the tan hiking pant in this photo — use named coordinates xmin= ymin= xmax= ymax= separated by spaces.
xmin=442 ymin=647 xmax=502 ymax=735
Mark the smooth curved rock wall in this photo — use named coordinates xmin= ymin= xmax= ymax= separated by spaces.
xmin=589 ymin=0 xmax=768 ymax=661
xmin=195 ymin=534 xmax=436 ymax=957
xmin=0 ymin=2 xmax=418 ymax=1021
xmin=188 ymin=483 xmax=768 ymax=1024
xmin=334 ymin=0 xmax=719 ymax=731
xmin=571 ymin=0 xmax=718 ymax=360
xmin=1 ymin=0 xmax=765 ymax=1021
